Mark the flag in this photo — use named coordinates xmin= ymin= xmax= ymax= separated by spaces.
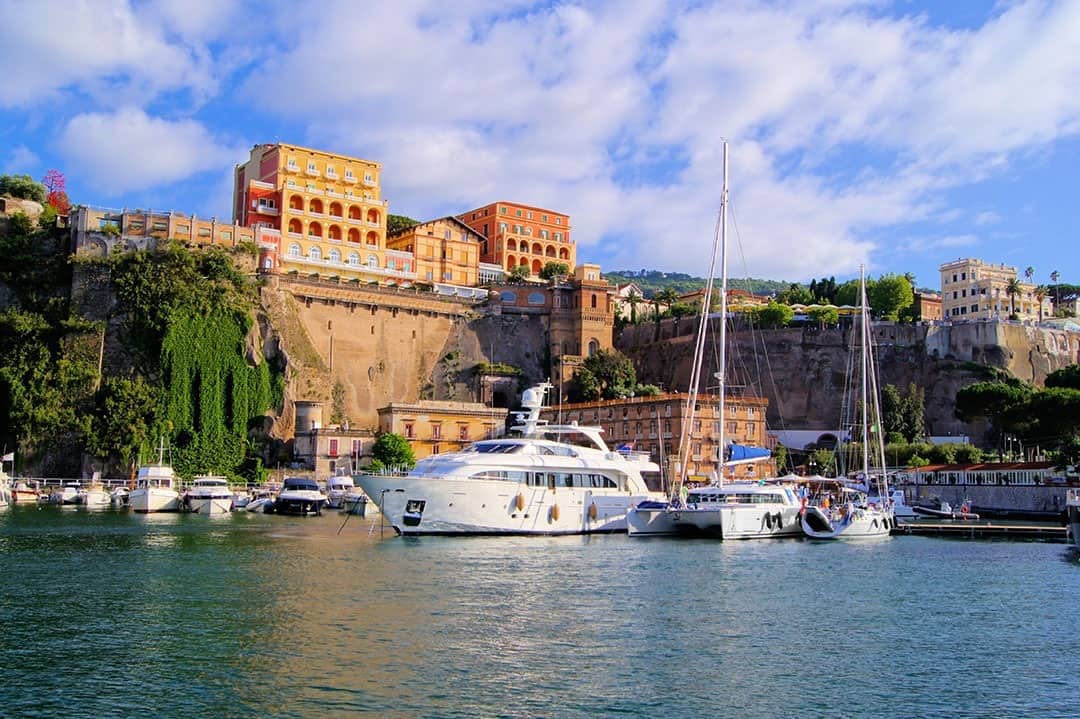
xmin=616 ymin=442 xmax=634 ymax=452
xmin=1 ymin=452 xmax=13 ymax=462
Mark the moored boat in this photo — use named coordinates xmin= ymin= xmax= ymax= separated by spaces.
xmin=79 ymin=482 xmax=111 ymax=509
xmin=129 ymin=440 xmax=180 ymax=513
xmin=270 ymin=477 xmax=327 ymax=516
xmin=1067 ymin=489 xmax=1080 ymax=549
xmin=326 ymin=473 xmax=356 ymax=509
xmin=911 ymin=500 xmax=979 ymax=520
xmin=355 ymin=383 xmax=662 ymax=536
xmin=48 ymin=481 xmax=81 ymax=505
xmin=0 ymin=465 xmax=10 ymax=508
xmin=183 ymin=475 xmax=234 ymax=515
xmin=12 ymin=481 xmax=40 ymax=504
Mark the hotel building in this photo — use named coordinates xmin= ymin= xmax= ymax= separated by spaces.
xmin=377 ymin=401 xmax=509 ymax=460
xmin=233 ymin=144 xmax=413 ymax=284
xmin=939 ymin=258 xmax=1052 ymax=321
xmin=386 ymin=216 xmax=484 ymax=289
xmin=457 ymin=201 xmax=575 ymax=277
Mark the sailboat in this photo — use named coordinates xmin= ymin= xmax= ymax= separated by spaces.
xmin=799 ymin=267 xmax=894 ymax=539
xmin=627 ymin=141 xmax=803 ymax=539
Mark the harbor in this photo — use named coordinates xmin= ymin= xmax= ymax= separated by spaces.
xmin=1 ymin=506 xmax=1078 ymax=719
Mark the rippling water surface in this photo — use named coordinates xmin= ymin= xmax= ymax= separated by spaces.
xmin=1 ymin=506 xmax=1078 ymax=718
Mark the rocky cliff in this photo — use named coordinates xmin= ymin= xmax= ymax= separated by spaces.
xmin=617 ymin=318 xmax=1080 ymax=441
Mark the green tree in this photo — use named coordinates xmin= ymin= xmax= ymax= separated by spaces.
xmin=570 ymin=349 xmax=637 ymax=401
xmin=330 ymin=381 xmax=348 ymax=426
xmin=88 ymin=376 xmax=164 ymax=476
xmin=539 ymin=261 xmax=570 ymax=280
xmin=634 ymin=383 xmax=661 ymax=396
xmin=508 ymin=264 xmax=531 ymax=282
xmin=901 ymin=382 xmax=925 ymax=442
xmin=869 ymin=274 xmax=914 ymax=320
xmin=881 ymin=385 xmax=904 ymax=437
xmin=807 ymin=305 xmax=839 ymax=328
xmin=386 ymin=214 xmax=419 ymax=235
xmin=953 ymin=443 xmax=984 ymax=463
xmin=808 ymin=448 xmax=836 ymax=476
xmin=778 ymin=283 xmax=814 ymax=305
xmin=372 ymin=432 xmax=416 ymax=469
xmin=1005 ymin=277 xmax=1021 ymax=317
xmin=756 ymin=301 xmax=794 ymax=329
xmin=0 ymin=174 xmax=47 ymax=203
xmin=1046 ymin=364 xmax=1080 ymax=390
xmin=772 ymin=443 xmax=789 ymax=473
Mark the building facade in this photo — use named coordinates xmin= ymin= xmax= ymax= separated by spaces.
xmin=377 ymin=401 xmax=509 ymax=460
xmin=386 ymin=217 xmax=483 ymax=289
xmin=457 ymin=201 xmax=575 ymax=277
xmin=913 ymin=291 xmax=943 ymax=322
xmin=540 ymin=392 xmax=773 ymax=485
xmin=939 ymin=258 xmax=1052 ymax=321
xmin=233 ymin=143 xmax=409 ymax=284
xmin=70 ymin=206 xmax=259 ymax=257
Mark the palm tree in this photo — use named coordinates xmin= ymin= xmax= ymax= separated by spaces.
xmin=626 ymin=289 xmax=642 ymax=324
xmin=1034 ymin=285 xmax=1048 ymax=323
xmin=1025 ymin=266 xmax=1034 ymax=283
xmin=1006 ymin=277 xmax=1022 ymax=318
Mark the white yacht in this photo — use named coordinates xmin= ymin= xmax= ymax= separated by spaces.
xmin=183 ymin=475 xmax=234 ymax=515
xmin=1067 ymin=489 xmax=1080 ymax=550
xmin=49 ymin=481 xmax=81 ymax=505
xmin=325 ymin=473 xmax=356 ymax=509
xmin=270 ymin=477 xmax=328 ymax=516
xmin=129 ymin=441 xmax=180 ymax=513
xmin=354 ymin=383 xmax=663 ymax=536
xmin=79 ymin=482 xmax=111 ymax=509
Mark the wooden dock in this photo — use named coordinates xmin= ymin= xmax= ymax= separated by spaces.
xmin=893 ymin=521 xmax=1070 ymax=542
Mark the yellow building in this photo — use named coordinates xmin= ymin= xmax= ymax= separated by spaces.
xmin=386 ymin=217 xmax=483 ymax=288
xmin=939 ymin=258 xmax=1052 ymax=321
xmin=377 ymin=401 xmax=508 ymax=459
xmin=233 ymin=143 xmax=413 ymax=284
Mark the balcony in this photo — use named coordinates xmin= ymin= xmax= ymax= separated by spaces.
xmin=362 ymin=178 xmax=376 ymax=187
xmin=328 ymin=213 xmax=343 ymax=220
xmin=287 ymin=207 xmax=304 ymax=216
xmin=255 ymin=205 xmax=279 ymax=216
xmin=325 ymin=189 xmax=343 ymax=198
xmin=325 ymin=171 xmax=338 ymax=180
xmin=342 ymin=175 xmax=357 ymax=184
xmin=284 ymin=163 xmax=299 ymax=174
xmin=305 ymin=167 xmax=319 ymax=177
xmin=308 ymin=211 xmax=324 ymax=218
xmin=250 ymin=179 xmax=275 ymax=190
xmin=366 ymin=220 xmax=381 ymax=228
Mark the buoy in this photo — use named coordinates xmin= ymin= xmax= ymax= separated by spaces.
xmin=515 ymin=493 xmax=525 ymax=511
xmin=588 ymin=503 xmax=598 ymax=520
xmin=550 ymin=504 xmax=560 ymax=522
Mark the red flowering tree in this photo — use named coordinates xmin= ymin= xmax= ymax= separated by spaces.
xmin=42 ymin=169 xmax=71 ymax=215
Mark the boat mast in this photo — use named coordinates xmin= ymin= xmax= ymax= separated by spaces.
xmin=716 ymin=143 xmax=729 ymax=487
xmin=860 ymin=265 xmax=870 ymax=482
xmin=673 ymin=140 xmax=726 ymax=497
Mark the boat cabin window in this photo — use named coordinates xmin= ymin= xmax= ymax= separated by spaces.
xmin=466 ymin=442 xmax=524 ymax=454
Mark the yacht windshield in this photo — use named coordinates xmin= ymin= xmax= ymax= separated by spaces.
xmin=466 ymin=442 xmax=524 ymax=454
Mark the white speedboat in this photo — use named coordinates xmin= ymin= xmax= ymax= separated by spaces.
xmin=79 ymin=482 xmax=111 ymax=509
xmin=110 ymin=486 xmax=130 ymax=508
xmin=270 ymin=477 xmax=327 ymax=515
xmin=326 ymin=473 xmax=356 ymax=509
xmin=129 ymin=440 xmax=180 ymax=513
xmin=341 ymin=490 xmax=370 ymax=516
xmin=354 ymin=383 xmax=663 ymax=536
xmin=1068 ymin=489 xmax=1080 ymax=549
xmin=631 ymin=481 xmax=804 ymax=538
xmin=49 ymin=481 xmax=81 ymax=505
xmin=183 ymin=475 xmax=233 ymax=515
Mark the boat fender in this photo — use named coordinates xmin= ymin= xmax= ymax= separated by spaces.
xmin=515 ymin=493 xmax=525 ymax=511
xmin=588 ymin=502 xmax=598 ymax=520
xmin=764 ymin=513 xmax=773 ymax=529
xmin=774 ymin=512 xmax=782 ymax=529
xmin=550 ymin=504 xmax=560 ymax=522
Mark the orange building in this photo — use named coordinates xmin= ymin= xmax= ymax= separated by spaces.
xmin=386 ymin=217 xmax=482 ymax=288
xmin=457 ymin=201 xmax=574 ymax=277
xmin=377 ymin=400 xmax=509 ymax=459
xmin=233 ymin=143 xmax=411 ymax=284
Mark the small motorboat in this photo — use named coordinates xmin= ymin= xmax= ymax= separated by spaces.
xmin=340 ymin=490 xmax=369 ymax=516
xmin=48 ymin=482 xmax=81 ymax=505
xmin=11 ymin=481 xmax=39 ymax=504
xmin=183 ymin=475 xmax=234 ymax=516
xmin=79 ymin=482 xmax=111 ymax=509
xmin=110 ymin=486 xmax=130 ymax=508
xmin=270 ymin=477 xmax=328 ymax=516
xmin=911 ymin=500 xmax=979 ymax=520
xmin=326 ymin=473 xmax=357 ymax=509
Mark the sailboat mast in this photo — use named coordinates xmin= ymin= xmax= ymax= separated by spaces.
xmin=716 ymin=143 xmax=729 ymax=486
xmin=860 ymin=265 xmax=870 ymax=479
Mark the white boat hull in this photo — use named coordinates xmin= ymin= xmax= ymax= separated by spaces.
xmin=627 ymin=503 xmax=680 ymax=536
xmin=669 ymin=504 xmax=804 ymax=539
xmin=801 ymin=505 xmax=893 ymax=540
xmin=1067 ymin=496 xmax=1080 ymax=549
xmin=186 ymin=496 xmax=233 ymax=515
xmin=129 ymin=488 xmax=180 ymax=513
xmin=356 ymin=474 xmax=651 ymax=535
xmin=81 ymin=490 xmax=111 ymax=509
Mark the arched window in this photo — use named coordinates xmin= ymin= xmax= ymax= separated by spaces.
xmin=288 ymin=243 xmax=302 ymax=257
xmin=288 ymin=218 xmax=302 ymax=234
xmin=506 ymin=254 xmax=516 ymax=267
xmin=349 ymin=205 xmax=362 ymax=220
xmin=367 ymin=208 xmax=380 ymax=224
xmin=559 ymin=247 xmax=569 ymax=260
xmin=366 ymin=231 xmax=378 ymax=245
xmin=308 ymin=221 xmax=323 ymax=237
xmin=329 ymin=201 xmax=343 ymax=218
xmin=309 ymin=198 xmax=324 ymax=214
xmin=532 ymin=243 xmax=542 ymax=255
xmin=347 ymin=228 xmax=360 ymax=243
xmin=528 ymin=292 xmax=545 ymax=305
xmin=588 ymin=339 xmax=600 ymax=356
xmin=368 ymin=255 xmax=378 ymax=268
xmin=263 ymin=257 xmax=273 ymax=269
xmin=507 ymin=239 xmax=517 ymax=251
xmin=328 ymin=249 xmax=341 ymax=263
xmin=289 ymin=194 xmax=303 ymax=210
xmin=348 ymin=252 xmax=360 ymax=266
xmin=328 ymin=224 xmax=342 ymax=240
xmin=500 ymin=291 xmax=517 ymax=303
xmin=591 ymin=294 xmax=597 ymax=309
xmin=546 ymin=245 xmax=556 ymax=257
xmin=531 ymin=258 xmax=542 ymax=274
xmin=309 ymin=246 xmax=321 ymax=260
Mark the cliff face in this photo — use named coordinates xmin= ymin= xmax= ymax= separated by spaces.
xmin=617 ymin=319 xmax=1080 ymax=441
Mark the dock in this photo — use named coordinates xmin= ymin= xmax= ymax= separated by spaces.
xmin=893 ymin=521 xmax=1070 ymax=542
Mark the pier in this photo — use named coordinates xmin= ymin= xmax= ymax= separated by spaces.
xmin=893 ymin=521 xmax=1069 ymax=542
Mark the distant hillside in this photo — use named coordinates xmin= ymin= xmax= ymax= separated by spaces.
xmin=603 ymin=269 xmax=789 ymax=298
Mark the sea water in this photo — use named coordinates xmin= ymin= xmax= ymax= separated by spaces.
xmin=1 ymin=506 xmax=1078 ymax=718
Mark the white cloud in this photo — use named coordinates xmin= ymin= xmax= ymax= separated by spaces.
xmin=57 ymin=108 xmax=244 ymax=195
xmin=2 ymin=145 xmax=40 ymax=174
xmin=0 ymin=0 xmax=218 ymax=108
xmin=974 ymin=211 xmax=1001 ymax=226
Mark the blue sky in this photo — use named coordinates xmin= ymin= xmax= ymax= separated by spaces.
xmin=2 ymin=0 xmax=1078 ymax=290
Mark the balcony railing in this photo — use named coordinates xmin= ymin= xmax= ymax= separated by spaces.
xmin=343 ymin=175 xmax=357 ymax=184
xmin=305 ymin=167 xmax=319 ymax=176
xmin=250 ymin=179 xmax=275 ymax=190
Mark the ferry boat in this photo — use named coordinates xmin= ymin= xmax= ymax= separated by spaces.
xmin=353 ymin=383 xmax=663 ymax=536
xmin=183 ymin=475 xmax=234 ymax=515
xmin=129 ymin=441 xmax=180 ymax=513
xmin=1068 ymin=489 xmax=1080 ymax=550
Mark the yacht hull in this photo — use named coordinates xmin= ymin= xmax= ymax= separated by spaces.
xmin=186 ymin=496 xmax=233 ymax=515
xmin=800 ymin=505 xmax=893 ymax=540
xmin=356 ymin=474 xmax=650 ymax=535
xmin=626 ymin=502 xmax=680 ymax=536
xmin=129 ymin=488 xmax=180 ymax=513
xmin=1067 ymin=493 xmax=1080 ymax=549
xmin=670 ymin=504 xmax=804 ymax=539
xmin=80 ymin=490 xmax=111 ymax=509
